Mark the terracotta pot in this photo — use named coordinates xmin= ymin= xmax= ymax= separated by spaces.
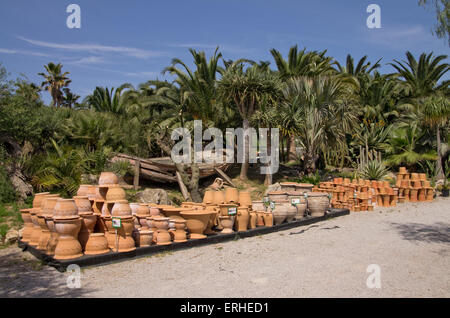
xmin=252 ymin=201 xmax=265 ymax=211
xmin=161 ymin=207 xmax=190 ymax=220
xmin=294 ymin=202 xmax=307 ymax=219
xmin=410 ymin=173 xmax=419 ymax=181
xmin=382 ymin=194 xmax=390 ymax=207
xmin=218 ymin=203 xmax=238 ymax=216
xmin=73 ymin=196 xmax=93 ymax=213
xmin=212 ymin=191 xmax=225 ymax=205
xmin=53 ymin=216 xmax=82 ymax=260
xmin=203 ymin=190 xmax=215 ymax=204
xmin=78 ymin=213 xmax=97 ymax=251
xmin=306 ymin=192 xmax=329 ymax=217
xmin=267 ymin=191 xmax=288 ymax=202
xmin=84 ymin=233 xmax=110 ymax=255
xmin=111 ymin=201 xmax=132 ymax=216
xmin=399 ymin=167 xmax=407 ymax=174
xmin=85 ymin=185 xmax=97 ymax=201
xmin=235 ymin=207 xmax=249 ymax=232
xmin=219 ymin=216 xmax=234 ymax=234
xmin=180 ymin=202 xmax=195 ymax=209
xmin=129 ymin=203 xmax=140 ymax=215
xmin=101 ymin=216 xmax=115 ymax=248
xmin=54 ymin=199 xmax=78 ymax=218
xmin=409 ymin=188 xmax=418 ymax=202
xmin=249 ymin=211 xmax=257 ymax=229
xmin=224 ymin=188 xmax=239 ymax=203
xmin=32 ymin=192 xmax=50 ymax=208
xmin=390 ymin=195 xmax=397 ymax=206
xmin=19 ymin=209 xmax=34 ymax=243
xmin=114 ymin=216 xmax=136 ymax=252
xmin=145 ymin=217 xmax=158 ymax=243
xmin=238 ymin=191 xmax=252 ymax=207
xmin=426 ymin=188 xmax=434 ymax=201
xmin=418 ymin=189 xmax=426 ymax=202
xmin=263 ymin=212 xmax=274 ymax=226
xmin=333 ymin=178 xmax=343 ymax=185
xmin=173 ymin=219 xmax=188 ymax=242
xmin=280 ymin=200 xmax=296 ymax=222
xmin=419 ymin=173 xmax=427 ymax=181
xmin=403 ymin=188 xmax=410 ymax=201
xmin=149 ymin=206 xmax=161 ymax=217
xmin=153 ymin=216 xmax=170 ymax=231
xmin=280 ymin=182 xmax=297 ymax=192
xmin=77 ymin=184 xmax=92 ymax=197
xmin=98 ymin=171 xmax=119 ymax=186
xmin=179 ymin=210 xmax=212 ymax=239
xmin=106 ymin=186 xmax=126 ymax=202
xmin=256 ymin=211 xmax=265 ymax=226
xmin=135 ymin=229 xmax=153 ymax=247
xmin=295 ymin=183 xmax=315 ymax=193
xmin=45 ymin=217 xmax=58 ymax=255
xmin=272 ymin=203 xmax=287 ymax=225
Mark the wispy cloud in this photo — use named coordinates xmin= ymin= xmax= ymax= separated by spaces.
xmin=0 ymin=48 xmax=50 ymax=57
xmin=363 ymin=25 xmax=434 ymax=49
xmin=18 ymin=36 xmax=167 ymax=59
xmin=169 ymin=43 xmax=253 ymax=54
xmin=66 ymin=56 xmax=106 ymax=65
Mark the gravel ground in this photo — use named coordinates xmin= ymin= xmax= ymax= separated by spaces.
xmin=1 ymin=197 xmax=449 ymax=298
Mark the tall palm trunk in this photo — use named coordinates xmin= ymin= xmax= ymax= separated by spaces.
xmin=436 ymin=124 xmax=444 ymax=179
xmin=240 ymin=118 xmax=250 ymax=180
xmin=288 ymin=134 xmax=296 ymax=162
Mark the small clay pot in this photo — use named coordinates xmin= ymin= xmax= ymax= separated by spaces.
xmin=135 ymin=229 xmax=153 ymax=247
xmin=173 ymin=219 xmax=188 ymax=243
xmin=249 ymin=211 xmax=257 ymax=229
xmin=238 ymin=191 xmax=252 ymax=207
xmin=53 ymin=216 xmax=83 ymax=260
xmin=235 ymin=207 xmax=249 ymax=232
xmin=212 ymin=191 xmax=225 ymax=205
xmin=271 ymin=204 xmax=287 ymax=225
xmin=256 ymin=211 xmax=265 ymax=227
xmin=203 ymin=190 xmax=215 ymax=204
xmin=219 ymin=216 xmax=234 ymax=234
xmin=77 ymin=184 xmax=92 ymax=197
xmin=263 ymin=212 xmax=274 ymax=227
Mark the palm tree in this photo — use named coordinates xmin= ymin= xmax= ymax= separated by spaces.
xmin=422 ymin=95 xmax=450 ymax=178
xmin=38 ymin=63 xmax=71 ymax=107
xmin=335 ymin=54 xmax=381 ymax=78
xmin=61 ymin=88 xmax=80 ymax=108
xmin=14 ymin=80 xmax=41 ymax=103
xmin=84 ymin=84 xmax=134 ymax=115
xmin=218 ymin=62 xmax=281 ymax=180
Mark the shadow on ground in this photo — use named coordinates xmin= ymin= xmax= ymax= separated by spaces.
xmin=0 ymin=247 xmax=96 ymax=297
xmin=390 ymin=222 xmax=450 ymax=244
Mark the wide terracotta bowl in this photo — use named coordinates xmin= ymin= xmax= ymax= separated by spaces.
xmin=179 ymin=210 xmax=212 ymax=239
xmin=161 ymin=207 xmax=190 ymax=220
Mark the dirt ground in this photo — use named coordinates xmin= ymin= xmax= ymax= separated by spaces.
xmin=1 ymin=197 xmax=449 ymax=298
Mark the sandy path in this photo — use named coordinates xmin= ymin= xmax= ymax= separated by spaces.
xmin=1 ymin=197 xmax=449 ymax=298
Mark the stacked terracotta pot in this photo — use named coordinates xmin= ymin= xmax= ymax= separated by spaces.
xmin=396 ymin=167 xmax=434 ymax=203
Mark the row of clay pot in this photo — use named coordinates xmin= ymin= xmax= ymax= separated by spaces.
xmin=203 ymin=188 xmax=252 ymax=207
xmin=265 ymin=191 xmax=329 ymax=219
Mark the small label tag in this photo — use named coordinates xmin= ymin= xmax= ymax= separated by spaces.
xmin=269 ymin=201 xmax=275 ymax=210
xmin=291 ymin=198 xmax=301 ymax=205
xmin=112 ymin=217 xmax=121 ymax=228
xmin=228 ymin=207 xmax=237 ymax=215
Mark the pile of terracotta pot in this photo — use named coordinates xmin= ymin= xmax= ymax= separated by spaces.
xmin=395 ymin=167 xmax=434 ymax=202
xmin=264 ymin=182 xmax=330 ymax=223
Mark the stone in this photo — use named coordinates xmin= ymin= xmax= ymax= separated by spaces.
xmin=5 ymin=228 xmax=20 ymax=244
xmin=136 ymin=188 xmax=170 ymax=205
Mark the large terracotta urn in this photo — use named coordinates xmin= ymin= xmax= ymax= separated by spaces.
xmin=252 ymin=201 xmax=265 ymax=212
xmin=73 ymin=196 xmax=93 ymax=213
xmin=84 ymin=233 xmax=110 ymax=255
xmin=106 ymin=186 xmax=127 ymax=202
xmin=179 ymin=210 xmax=212 ymax=239
xmin=238 ymin=191 xmax=252 ymax=208
xmin=135 ymin=204 xmax=150 ymax=228
xmin=19 ymin=208 xmax=34 ymax=243
xmin=173 ymin=219 xmax=188 ymax=243
xmin=306 ymin=192 xmax=330 ymax=217
xmin=53 ymin=216 xmax=82 ymax=260
xmin=111 ymin=201 xmax=132 ymax=216
xmin=78 ymin=212 xmax=97 ymax=251
xmin=134 ymin=229 xmax=153 ymax=247
xmin=218 ymin=203 xmax=238 ymax=217
xmin=37 ymin=196 xmax=60 ymax=251
xmin=267 ymin=191 xmax=289 ymax=202
xmin=224 ymin=188 xmax=239 ymax=203
xmin=114 ymin=216 xmax=136 ymax=252
xmin=235 ymin=207 xmax=250 ymax=232
xmin=271 ymin=203 xmax=287 ymax=225
xmin=77 ymin=184 xmax=92 ymax=197
xmin=98 ymin=171 xmax=119 ymax=186
xmin=219 ymin=216 xmax=234 ymax=234
xmin=32 ymin=192 xmax=50 ymax=209
xmin=153 ymin=217 xmax=171 ymax=245
xmin=256 ymin=211 xmax=265 ymax=227
xmin=280 ymin=200 xmax=296 ymax=222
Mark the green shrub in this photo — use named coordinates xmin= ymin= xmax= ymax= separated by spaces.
xmin=0 ymin=166 xmax=16 ymax=203
xmin=360 ymin=160 xmax=389 ymax=180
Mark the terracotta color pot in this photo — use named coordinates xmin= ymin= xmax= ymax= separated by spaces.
xmin=235 ymin=207 xmax=250 ymax=232
xmin=418 ymin=189 xmax=426 ymax=202
xmin=271 ymin=203 xmax=287 ymax=225
xmin=224 ymin=188 xmax=239 ymax=203
xmin=32 ymin=192 xmax=50 ymax=208
xmin=333 ymin=177 xmax=343 ymax=185
xmin=267 ymin=191 xmax=288 ymax=202
xmin=219 ymin=216 xmax=234 ymax=234
xmin=149 ymin=206 xmax=161 ymax=217
xmin=114 ymin=216 xmax=136 ymax=252
xmin=238 ymin=191 xmax=252 ymax=207
xmin=53 ymin=216 xmax=82 ymax=260
xmin=73 ymin=196 xmax=93 ymax=213
xmin=106 ymin=186 xmax=126 ymax=202
xmin=294 ymin=202 xmax=307 ymax=219
xmin=77 ymin=184 xmax=92 ymax=197
xmin=98 ymin=171 xmax=119 ymax=186
xmin=410 ymin=173 xmax=419 ymax=181
xmin=161 ymin=207 xmax=190 ymax=220
xmin=409 ymin=188 xmax=418 ymax=202
xmin=129 ymin=203 xmax=140 ymax=215
xmin=256 ymin=211 xmax=265 ymax=226
xmin=84 ymin=233 xmax=110 ymax=255
xmin=399 ymin=167 xmax=407 ymax=174
xmin=212 ymin=191 xmax=225 ymax=205
xmin=173 ymin=219 xmax=188 ymax=243
xmin=249 ymin=211 xmax=257 ymax=229
xmin=78 ymin=213 xmax=97 ymax=251
xmin=280 ymin=182 xmax=297 ymax=192
xmin=263 ymin=212 xmax=274 ymax=227
xmin=294 ymin=183 xmax=315 ymax=193
xmin=419 ymin=173 xmax=427 ymax=181
xmin=403 ymin=188 xmax=410 ymax=201
xmin=280 ymin=200 xmax=296 ymax=222
xmin=19 ymin=209 xmax=34 ymax=243
xmin=179 ymin=210 xmax=212 ymax=239
xmin=390 ymin=195 xmax=397 ymax=206
xmin=252 ymin=201 xmax=265 ymax=211
xmin=111 ymin=201 xmax=132 ymax=216
xmin=382 ymin=194 xmax=390 ymax=207
xmin=306 ymin=192 xmax=329 ymax=217
xmin=135 ymin=229 xmax=153 ymax=247
xmin=45 ymin=217 xmax=58 ymax=255
xmin=218 ymin=203 xmax=238 ymax=216
xmin=203 ymin=190 xmax=215 ymax=204
xmin=54 ymin=199 xmax=78 ymax=218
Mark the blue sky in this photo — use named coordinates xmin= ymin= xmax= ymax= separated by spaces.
xmin=0 ymin=0 xmax=448 ymax=103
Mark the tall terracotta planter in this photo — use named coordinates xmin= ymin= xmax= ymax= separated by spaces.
xmin=224 ymin=188 xmax=239 ymax=203
xmin=203 ymin=190 xmax=215 ymax=204
xmin=409 ymin=188 xmax=418 ymax=202
xmin=19 ymin=208 xmax=34 ymax=243
xmin=306 ymin=193 xmax=329 ymax=217
xmin=238 ymin=191 xmax=252 ymax=207
xmin=212 ymin=191 xmax=225 ymax=205
xmin=271 ymin=203 xmax=287 ymax=225
xmin=53 ymin=216 xmax=82 ymax=260
xmin=235 ymin=207 xmax=250 ymax=231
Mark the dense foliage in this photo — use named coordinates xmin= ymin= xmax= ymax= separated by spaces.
xmin=0 ymin=47 xmax=449 ymax=198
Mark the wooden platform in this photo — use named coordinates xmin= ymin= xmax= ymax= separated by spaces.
xmin=18 ymin=208 xmax=349 ymax=272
